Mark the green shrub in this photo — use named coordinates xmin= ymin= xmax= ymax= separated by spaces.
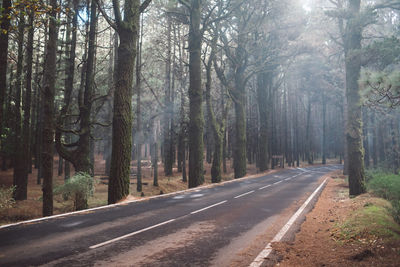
xmin=0 ymin=186 xmax=15 ymax=210
xmin=54 ymin=172 xmax=94 ymax=209
xmin=367 ymin=170 xmax=400 ymax=223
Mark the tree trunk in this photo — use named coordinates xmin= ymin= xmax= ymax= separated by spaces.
xmin=13 ymin=8 xmax=26 ymax=200
xmin=322 ymin=92 xmax=327 ymax=165
xmin=58 ymin=157 xmax=63 ymax=176
xmin=344 ymin=0 xmax=366 ymax=196
xmin=163 ymin=16 xmax=173 ymax=177
xmin=108 ymin=0 xmax=143 ymax=203
xmin=42 ymin=0 xmax=59 ymax=216
xmin=363 ymin=109 xmax=370 ymax=169
xmin=0 ymin=0 xmax=11 ymax=141
xmin=371 ymin=112 xmax=378 ymax=168
xmin=136 ymin=15 xmax=143 ymax=192
xmin=205 ymin=39 xmax=223 ymax=183
xmin=256 ymin=73 xmax=270 ymax=172
xmin=305 ymin=95 xmax=312 ymax=164
xmin=188 ymin=0 xmax=204 ymax=188
xmin=152 ymin=120 xmax=159 ymax=186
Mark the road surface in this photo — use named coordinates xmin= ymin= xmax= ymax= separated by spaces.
xmin=0 ymin=165 xmax=342 ymax=267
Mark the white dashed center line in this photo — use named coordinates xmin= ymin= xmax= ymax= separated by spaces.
xmin=234 ymin=190 xmax=255 ymax=199
xmin=259 ymin=184 xmax=271 ymax=190
xmin=190 ymin=200 xmax=228 ymax=214
xmin=89 ymin=219 xmax=176 ymax=249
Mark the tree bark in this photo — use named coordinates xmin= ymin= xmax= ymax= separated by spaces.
xmin=136 ymin=14 xmax=143 ymax=192
xmin=13 ymin=8 xmax=26 ymax=200
xmin=0 ymin=0 xmax=11 ymax=142
xmin=188 ymin=0 xmax=204 ymax=188
xmin=108 ymin=0 xmax=148 ymax=203
xmin=322 ymin=92 xmax=327 ymax=165
xmin=371 ymin=112 xmax=378 ymax=167
xmin=21 ymin=8 xmax=34 ymax=188
xmin=42 ymin=0 xmax=59 ymax=216
xmin=205 ymin=38 xmax=224 ymax=183
xmin=344 ymin=0 xmax=366 ymax=196
xmin=256 ymin=73 xmax=271 ymax=171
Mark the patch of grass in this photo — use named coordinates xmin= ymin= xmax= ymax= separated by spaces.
xmin=366 ymin=170 xmax=400 ymax=223
xmin=0 ymin=186 xmax=15 ymax=210
xmin=335 ymin=199 xmax=400 ymax=243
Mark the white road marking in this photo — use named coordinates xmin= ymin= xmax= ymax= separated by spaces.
xmin=89 ymin=219 xmax=176 ymax=249
xmin=61 ymin=221 xmax=85 ymax=228
xmin=285 ymin=178 xmax=291 ymax=181
xmin=234 ymin=190 xmax=255 ymax=199
xmin=0 ymin=168 xmax=275 ymax=230
xmin=190 ymin=193 xmax=205 ymax=198
xmin=190 ymin=200 xmax=228 ymax=214
xmin=273 ymin=181 xmax=282 ymax=185
xmin=249 ymin=178 xmax=328 ymax=267
xmin=259 ymin=185 xmax=271 ymax=190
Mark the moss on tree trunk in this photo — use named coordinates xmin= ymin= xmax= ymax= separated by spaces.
xmin=188 ymin=0 xmax=204 ymax=188
xmin=344 ymin=0 xmax=366 ymax=196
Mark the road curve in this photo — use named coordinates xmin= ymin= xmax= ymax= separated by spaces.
xmin=0 ymin=165 xmax=342 ymax=267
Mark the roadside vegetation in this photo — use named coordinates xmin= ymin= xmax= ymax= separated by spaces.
xmin=0 ymin=186 xmax=15 ymax=211
xmin=366 ymin=170 xmax=400 ymax=223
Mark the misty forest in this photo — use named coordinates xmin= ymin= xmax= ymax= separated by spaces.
xmin=1 ymin=0 xmax=400 ymax=265
xmin=1 ymin=0 xmax=400 ymax=246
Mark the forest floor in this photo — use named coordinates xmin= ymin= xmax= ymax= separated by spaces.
xmin=272 ymin=171 xmax=400 ymax=266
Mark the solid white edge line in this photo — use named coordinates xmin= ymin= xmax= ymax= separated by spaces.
xmin=190 ymin=200 xmax=227 ymax=215
xmin=234 ymin=190 xmax=255 ymax=199
xmin=89 ymin=218 xmax=176 ymax=249
xmin=249 ymin=178 xmax=328 ymax=267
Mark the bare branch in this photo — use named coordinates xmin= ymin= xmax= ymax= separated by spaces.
xmin=140 ymin=0 xmax=152 ymax=13
xmin=95 ymin=0 xmax=118 ymax=30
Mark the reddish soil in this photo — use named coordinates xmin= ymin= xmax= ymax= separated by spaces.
xmin=272 ymin=172 xmax=400 ymax=266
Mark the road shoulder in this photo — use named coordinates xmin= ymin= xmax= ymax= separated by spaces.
xmin=272 ymin=171 xmax=400 ymax=266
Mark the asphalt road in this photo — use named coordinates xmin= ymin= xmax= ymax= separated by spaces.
xmin=0 ymin=165 xmax=342 ymax=267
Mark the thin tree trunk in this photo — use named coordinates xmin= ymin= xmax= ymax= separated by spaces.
xmin=163 ymin=16 xmax=173 ymax=176
xmin=322 ymin=92 xmax=327 ymax=165
xmin=372 ymin=112 xmax=378 ymax=167
xmin=0 ymin=0 xmax=11 ymax=141
xmin=256 ymin=73 xmax=270 ymax=171
xmin=188 ymin=0 xmax=204 ymax=188
xmin=42 ymin=0 xmax=59 ymax=216
xmin=136 ymin=14 xmax=143 ymax=192
xmin=363 ymin=109 xmax=370 ymax=169
xmin=13 ymin=8 xmax=26 ymax=200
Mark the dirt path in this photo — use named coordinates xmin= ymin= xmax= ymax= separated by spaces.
xmin=272 ymin=172 xmax=400 ymax=266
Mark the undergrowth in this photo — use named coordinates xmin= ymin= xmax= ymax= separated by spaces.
xmin=335 ymin=200 xmax=400 ymax=243
xmin=366 ymin=169 xmax=400 ymax=223
xmin=0 ymin=186 xmax=15 ymax=210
